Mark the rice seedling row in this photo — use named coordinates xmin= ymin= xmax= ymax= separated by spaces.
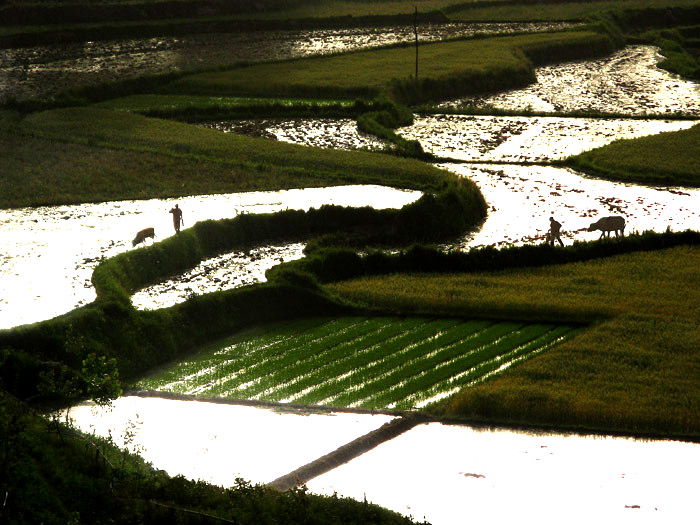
xmin=260 ymin=317 xmax=439 ymax=402
xmin=228 ymin=317 xmax=408 ymax=399
xmin=396 ymin=326 xmax=580 ymax=409
xmin=278 ymin=319 xmax=479 ymax=404
xmin=195 ymin=318 xmax=375 ymax=396
xmin=138 ymin=317 xmax=577 ymax=409
xmin=342 ymin=323 xmax=535 ymax=408
xmin=140 ymin=317 xmax=350 ymax=392
xmin=304 ymin=320 xmax=501 ymax=407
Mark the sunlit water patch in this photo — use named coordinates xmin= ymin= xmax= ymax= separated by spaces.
xmin=202 ymin=118 xmax=387 ymax=151
xmin=441 ymin=163 xmax=700 ymax=248
xmin=63 ymin=396 xmax=395 ymax=487
xmin=0 ymin=186 xmax=420 ymax=329
xmin=307 ymin=422 xmax=700 ymax=524
xmin=130 ymin=242 xmax=306 ymax=310
xmin=441 ymin=46 xmax=700 ymax=114
xmin=0 ymin=22 xmax=576 ymax=102
xmin=398 ymin=115 xmax=695 ymax=162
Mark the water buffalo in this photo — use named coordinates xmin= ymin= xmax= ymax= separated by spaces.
xmin=588 ymin=216 xmax=625 ymax=239
xmin=132 ymin=227 xmax=155 ymax=247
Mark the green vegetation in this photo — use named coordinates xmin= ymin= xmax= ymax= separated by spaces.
xmin=447 ymin=0 xmax=700 ymax=21
xmin=566 ymin=123 xmax=700 ymax=186
xmin=137 ymin=316 xmax=578 ymax=409
xmin=0 ymin=105 xmax=453 ymax=207
xmin=164 ymin=30 xmax=616 ymax=103
xmin=0 ymin=392 xmax=418 ymax=524
xmin=3 ymin=1 xmax=700 ymax=522
xmin=326 ymin=244 xmax=700 ymax=438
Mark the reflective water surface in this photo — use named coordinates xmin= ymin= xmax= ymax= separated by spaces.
xmin=64 ymin=396 xmax=395 ymax=487
xmin=307 ymin=422 xmax=700 ymax=524
xmin=0 ymin=22 xmax=575 ymax=102
xmin=0 ymin=185 xmax=420 ymax=329
xmin=443 ymin=163 xmax=700 ymax=248
xmin=398 ymin=115 xmax=695 ymax=162
xmin=65 ymin=397 xmax=700 ymax=524
xmin=440 ymin=46 xmax=700 ymax=115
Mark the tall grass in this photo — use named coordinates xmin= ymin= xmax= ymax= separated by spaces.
xmin=2 ymin=105 xmax=453 ymax=207
xmin=327 ymin=245 xmax=700 ymax=438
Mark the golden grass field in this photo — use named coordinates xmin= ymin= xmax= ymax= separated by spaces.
xmin=327 ymin=245 xmax=700 ymax=437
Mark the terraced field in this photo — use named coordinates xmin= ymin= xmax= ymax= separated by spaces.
xmin=138 ymin=317 xmax=579 ymax=410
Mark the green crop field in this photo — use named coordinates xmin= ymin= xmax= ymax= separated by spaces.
xmin=566 ymin=123 xmax=700 ymax=187
xmin=137 ymin=316 xmax=578 ymax=410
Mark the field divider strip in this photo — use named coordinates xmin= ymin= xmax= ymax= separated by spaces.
xmin=268 ymin=414 xmax=428 ymax=492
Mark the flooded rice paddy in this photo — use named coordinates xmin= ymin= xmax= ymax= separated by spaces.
xmin=66 ymin=396 xmax=700 ymax=524
xmin=444 ymin=163 xmax=700 ymax=248
xmin=0 ymin=21 xmax=575 ymax=103
xmin=397 ymin=115 xmax=695 ymax=163
xmin=0 ymin=185 xmax=420 ymax=329
xmin=307 ymin=422 xmax=700 ymax=524
xmin=63 ymin=396 xmax=395 ymax=487
xmin=439 ymin=46 xmax=700 ymax=115
xmin=8 ymin=31 xmax=700 ymax=523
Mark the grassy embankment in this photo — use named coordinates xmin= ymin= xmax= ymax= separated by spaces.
xmin=566 ymin=123 xmax=700 ymax=187
xmin=0 ymin=395 xmax=419 ymax=525
xmin=163 ymin=29 xmax=617 ymax=104
xmin=0 ymin=105 xmax=449 ymax=208
xmin=318 ymin=238 xmax=700 ymax=439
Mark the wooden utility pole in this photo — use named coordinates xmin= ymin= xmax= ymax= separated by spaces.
xmin=414 ymin=6 xmax=419 ymax=79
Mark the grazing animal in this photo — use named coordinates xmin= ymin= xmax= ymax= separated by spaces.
xmin=588 ymin=216 xmax=625 ymax=239
xmin=132 ymin=227 xmax=155 ymax=247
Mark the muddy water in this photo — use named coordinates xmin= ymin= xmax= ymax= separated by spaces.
xmin=445 ymin=163 xmax=700 ymax=248
xmin=0 ymin=22 xmax=575 ymax=103
xmin=130 ymin=242 xmax=306 ymax=310
xmin=63 ymin=396 xmax=395 ymax=487
xmin=397 ymin=114 xmax=695 ymax=162
xmin=440 ymin=46 xmax=700 ymax=114
xmin=307 ymin=422 xmax=700 ymax=524
xmin=0 ymin=185 xmax=420 ymax=329
xmin=203 ymin=118 xmax=387 ymax=151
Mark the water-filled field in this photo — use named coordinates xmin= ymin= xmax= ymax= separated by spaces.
xmin=64 ymin=396 xmax=395 ymax=487
xmin=137 ymin=316 xmax=578 ymax=410
xmin=0 ymin=22 xmax=575 ymax=103
xmin=0 ymin=185 xmax=419 ymax=329
xmin=307 ymin=422 xmax=700 ymax=524
xmin=439 ymin=46 xmax=700 ymax=115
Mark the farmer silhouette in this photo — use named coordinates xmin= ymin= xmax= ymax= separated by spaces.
xmin=548 ymin=216 xmax=563 ymax=247
xmin=169 ymin=204 xmax=184 ymax=233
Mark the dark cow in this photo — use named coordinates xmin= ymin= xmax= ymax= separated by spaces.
xmin=132 ymin=227 xmax=155 ymax=247
xmin=588 ymin=216 xmax=625 ymax=239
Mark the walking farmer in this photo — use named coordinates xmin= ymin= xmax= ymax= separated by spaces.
xmin=548 ymin=216 xmax=564 ymax=247
xmin=169 ymin=204 xmax=184 ymax=233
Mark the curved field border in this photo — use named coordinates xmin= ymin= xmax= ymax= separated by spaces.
xmin=565 ymin=123 xmax=700 ymax=187
xmin=325 ymin=242 xmax=700 ymax=440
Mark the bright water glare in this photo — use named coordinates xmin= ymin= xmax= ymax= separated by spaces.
xmin=0 ymin=186 xmax=420 ymax=329
xmin=307 ymin=422 xmax=700 ymax=525
xmin=63 ymin=396 xmax=395 ymax=487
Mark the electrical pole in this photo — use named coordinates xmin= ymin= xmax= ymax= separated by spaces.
xmin=414 ymin=6 xmax=419 ymax=79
